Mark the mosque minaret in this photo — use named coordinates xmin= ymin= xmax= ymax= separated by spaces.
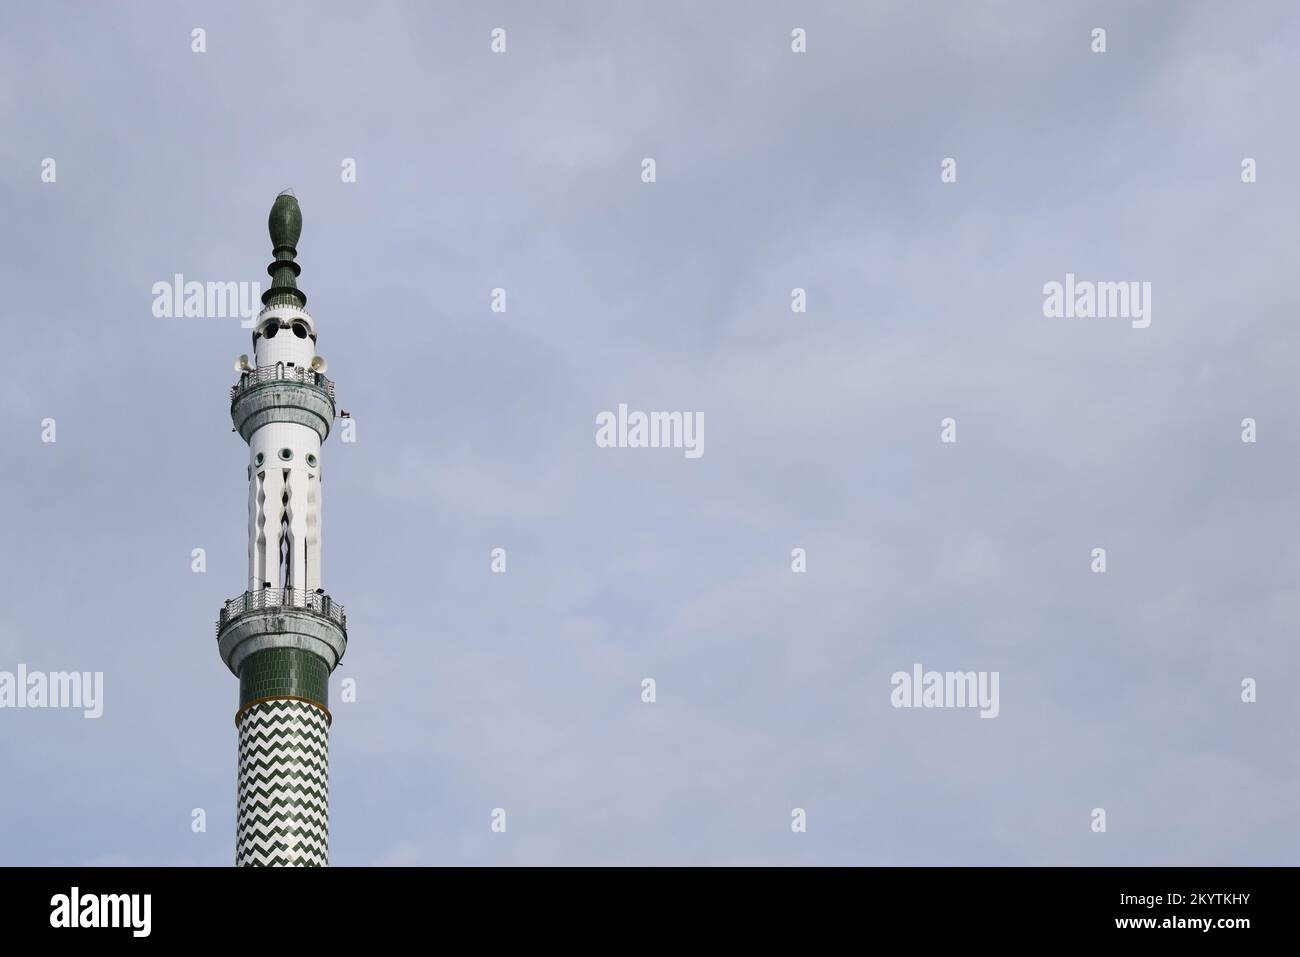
xmin=215 ymin=192 xmax=347 ymax=866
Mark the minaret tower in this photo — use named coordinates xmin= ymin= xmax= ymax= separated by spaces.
xmin=216 ymin=191 xmax=346 ymax=866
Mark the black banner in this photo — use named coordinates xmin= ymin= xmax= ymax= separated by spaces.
xmin=0 ymin=866 xmax=1278 ymax=942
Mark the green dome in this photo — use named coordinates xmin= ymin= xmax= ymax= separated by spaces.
xmin=268 ymin=190 xmax=302 ymax=250
xmin=262 ymin=190 xmax=307 ymax=308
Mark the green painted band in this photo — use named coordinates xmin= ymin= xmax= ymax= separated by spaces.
xmin=237 ymin=646 xmax=329 ymax=709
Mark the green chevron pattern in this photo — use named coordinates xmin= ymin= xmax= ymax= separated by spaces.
xmin=236 ymin=698 xmax=330 ymax=867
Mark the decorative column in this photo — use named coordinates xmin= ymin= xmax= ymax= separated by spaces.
xmin=216 ymin=191 xmax=347 ymax=866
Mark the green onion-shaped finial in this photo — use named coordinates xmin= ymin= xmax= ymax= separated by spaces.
xmin=263 ymin=189 xmax=306 ymax=307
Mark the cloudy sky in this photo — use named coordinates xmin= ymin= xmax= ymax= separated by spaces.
xmin=1 ymin=0 xmax=1298 ymax=865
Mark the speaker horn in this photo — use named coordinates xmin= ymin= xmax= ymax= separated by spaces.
xmin=235 ymin=354 xmax=254 ymax=373
xmin=310 ymin=355 xmax=328 ymax=374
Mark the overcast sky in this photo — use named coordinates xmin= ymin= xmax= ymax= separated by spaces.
xmin=1 ymin=0 xmax=1298 ymax=865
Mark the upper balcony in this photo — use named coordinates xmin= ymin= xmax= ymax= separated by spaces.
xmin=229 ymin=363 xmax=337 ymax=443
xmin=230 ymin=364 xmax=335 ymax=404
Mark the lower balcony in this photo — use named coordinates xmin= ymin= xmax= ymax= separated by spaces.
xmin=216 ymin=587 xmax=347 ymax=637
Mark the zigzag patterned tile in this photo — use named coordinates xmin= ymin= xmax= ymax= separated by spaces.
xmin=236 ymin=698 xmax=330 ymax=867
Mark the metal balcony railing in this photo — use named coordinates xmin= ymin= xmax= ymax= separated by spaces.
xmin=216 ymin=587 xmax=347 ymax=636
xmin=230 ymin=364 xmax=335 ymax=404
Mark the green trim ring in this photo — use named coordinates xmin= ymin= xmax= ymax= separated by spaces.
xmin=235 ymin=694 xmax=332 ymax=728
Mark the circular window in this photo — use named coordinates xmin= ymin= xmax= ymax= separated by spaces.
xmin=261 ymin=322 xmax=279 ymax=340
xmin=306 ymin=453 xmax=318 ymax=467
xmin=292 ymin=321 xmax=308 ymax=339
xmin=254 ymin=452 xmax=264 ymax=467
xmin=278 ymin=448 xmax=293 ymax=461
